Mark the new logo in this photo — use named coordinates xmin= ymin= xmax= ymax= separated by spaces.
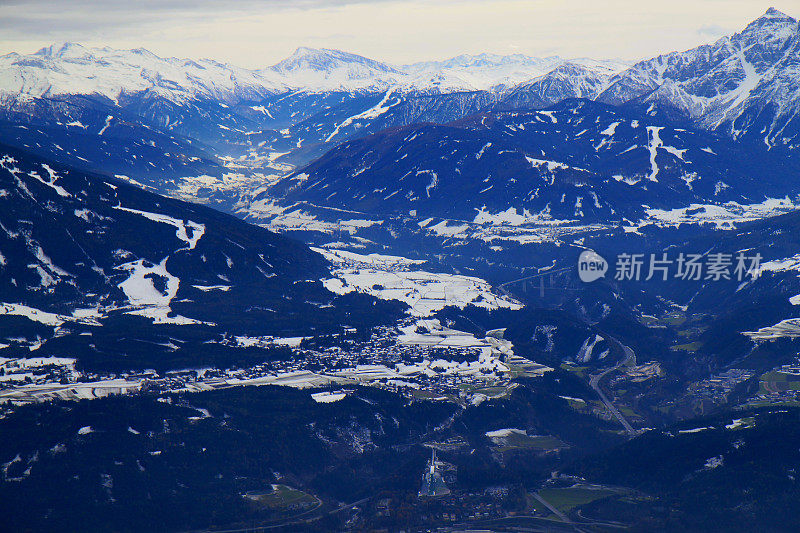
xmin=578 ymin=250 xmax=608 ymax=282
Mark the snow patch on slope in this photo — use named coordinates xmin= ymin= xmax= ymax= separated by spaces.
xmin=115 ymin=258 xmax=205 ymax=325
xmin=114 ymin=205 xmax=205 ymax=250
xmin=317 ymin=249 xmax=521 ymax=316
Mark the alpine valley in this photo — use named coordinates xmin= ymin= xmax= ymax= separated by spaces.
xmin=3 ymin=7 xmax=800 ymax=533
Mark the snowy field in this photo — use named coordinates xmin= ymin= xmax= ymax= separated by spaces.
xmin=113 ymin=204 xmax=210 ymax=325
xmin=743 ymin=318 xmax=800 ymax=340
xmin=315 ymin=248 xmax=521 ymax=316
xmin=637 ymin=197 xmax=799 ymax=230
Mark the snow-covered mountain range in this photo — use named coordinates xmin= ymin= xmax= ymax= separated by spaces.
xmin=0 ymin=42 xmax=284 ymax=104
xmin=0 ymin=7 xmax=798 ymax=219
xmin=598 ymin=7 xmax=800 ymax=148
xmin=499 ymin=62 xmax=617 ymax=110
xmin=0 ymin=41 xmax=631 ymax=208
xmin=401 ymin=54 xmax=628 ymax=93
xmin=5 ymin=6 xmax=796 ymax=132
xmin=263 ymin=99 xmax=800 ymax=227
xmin=0 ymin=42 xmax=627 ymax=101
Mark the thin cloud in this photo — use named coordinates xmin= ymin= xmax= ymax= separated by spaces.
xmin=0 ymin=0 xmax=796 ymax=67
xmin=698 ymin=23 xmax=731 ymax=36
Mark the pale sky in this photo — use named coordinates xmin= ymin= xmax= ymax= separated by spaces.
xmin=0 ymin=0 xmax=797 ymax=67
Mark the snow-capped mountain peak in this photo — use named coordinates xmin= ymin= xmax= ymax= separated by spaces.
xmin=596 ymin=7 xmax=800 ymax=147
xmin=735 ymin=7 xmax=797 ymax=58
xmin=272 ymin=46 xmax=400 ymax=75
xmin=498 ymin=60 xmax=624 ymax=109
xmin=33 ymin=41 xmax=92 ymax=59
xmin=760 ymin=6 xmax=793 ymax=20
xmin=265 ymin=46 xmax=404 ymax=92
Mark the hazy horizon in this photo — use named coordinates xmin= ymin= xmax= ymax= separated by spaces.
xmin=0 ymin=1 xmax=797 ymax=68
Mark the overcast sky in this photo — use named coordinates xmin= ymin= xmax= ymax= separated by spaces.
xmin=0 ymin=0 xmax=797 ymax=67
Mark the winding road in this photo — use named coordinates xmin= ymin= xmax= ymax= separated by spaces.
xmin=589 ymin=340 xmax=637 ymax=437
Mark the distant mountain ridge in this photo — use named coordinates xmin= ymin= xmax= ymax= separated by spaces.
xmin=0 ymin=42 xmax=626 ymax=99
xmin=0 ymin=8 xmax=796 ymax=118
